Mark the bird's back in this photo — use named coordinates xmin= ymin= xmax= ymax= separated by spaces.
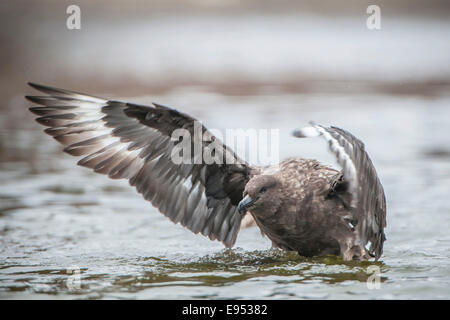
xmin=253 ymin=158 xmax=349 ymax=256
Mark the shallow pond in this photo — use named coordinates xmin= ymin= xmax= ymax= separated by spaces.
xmin=1 ymin=89 xmax=449 ymax=299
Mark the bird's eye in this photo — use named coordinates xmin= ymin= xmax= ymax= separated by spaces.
xmin=260 ymin=186 xmax=267 ymax=193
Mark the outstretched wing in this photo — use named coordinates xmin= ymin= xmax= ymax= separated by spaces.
xmin=26 ymin=83 xmax=253 ymax=247
xmin=293 ymin=123 xmax=386 ymax=260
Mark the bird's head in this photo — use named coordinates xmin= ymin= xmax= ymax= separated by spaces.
xmin=238 ymin=175 xmax=281 ymax=217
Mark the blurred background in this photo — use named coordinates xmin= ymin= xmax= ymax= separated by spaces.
xmin=0 ymin=0 xmax=449 ymax=299
xmin=2 ymin=0 xmax=450 ymax=100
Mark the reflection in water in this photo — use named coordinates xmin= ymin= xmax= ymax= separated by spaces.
xmin=127 ymin=249 xmax=386 ymax=286
xmin=0 ymin=249 xmax=387 ymax=299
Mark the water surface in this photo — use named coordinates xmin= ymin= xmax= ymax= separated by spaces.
xmin=1 ymin=89 xmax=449 ymax=299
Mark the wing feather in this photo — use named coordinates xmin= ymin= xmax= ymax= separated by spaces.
xmin=293 ymin=123 xmax=387 ymax=259
xmin=26 ymin=83 xmax=253 ymax=247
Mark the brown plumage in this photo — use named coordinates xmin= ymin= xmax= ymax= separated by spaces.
xmin=26 ymin=83 xmax=386 ymax=261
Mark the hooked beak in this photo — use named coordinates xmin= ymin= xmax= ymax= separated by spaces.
xmin=237 ymin=195 xmax=255 ymax=214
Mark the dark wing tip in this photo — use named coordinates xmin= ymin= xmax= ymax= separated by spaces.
xmin=27 ymin=82 xmax=67 ymax=97
xmin=25 ymin=95 xmax=36 ymax=102
xmin=291 ymin=129 xmax=303 ymax=138
xmin=26 ymin=82 xmax=107 ymax=103
xmin=27 ymin=82 xmax=38 ymax=88
xmin=25 ymin=95 xmax=45 ymax=104
xmin=292 ymin=125 xmax=321 ymax=138
xmin=27 ymin=82 xmax=74 ymax=97
xmin=152 ymin=102 xmax=171 ymax=110
xmin=28 ymin=82 xmax=51 ymax=92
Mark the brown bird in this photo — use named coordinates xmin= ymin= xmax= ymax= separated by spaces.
xmin=26 ymin=83 xmax=386 ymax=261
